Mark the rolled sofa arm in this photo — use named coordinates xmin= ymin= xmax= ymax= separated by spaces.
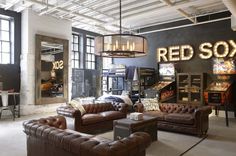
xmin=194 ymin=106 xmax=212 ymax=117
xmin=57 ymin=105 xmax=82 ymax=118
xmin=133 ymin=102 xmax=144 ymax=113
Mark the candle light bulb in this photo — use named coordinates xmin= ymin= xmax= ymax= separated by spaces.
xmin=127 ymin=41 xmax=130 ymax=51
xmin=133 ymin=42 xmax=135 ymax=50
xmin=107 ymin=44 xmax=111 ymax=51
xmin=113 ymin=45 xmax=116 ymax=51
xmin=122 ymin=45 xmax=125 ymax=51
xmin=130 ymin=45 xmax=133 ymax=51
xmin=116 ymin=40 xmax=118 ymax=50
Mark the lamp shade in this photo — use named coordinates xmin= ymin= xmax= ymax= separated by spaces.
xmin=95 ymin=34 xmax=148 ymax=58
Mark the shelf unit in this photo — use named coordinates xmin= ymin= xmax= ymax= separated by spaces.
xmin=132 ymin=67 xmax=156 ymax=97
xmin=177 ymin=73 xmax=206 ymax=105
xmin=101 ymin=67 xmax=126 ymax=95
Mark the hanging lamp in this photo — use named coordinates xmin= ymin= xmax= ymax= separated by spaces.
xmin=95 ymin=0 xmax=148 ymax=58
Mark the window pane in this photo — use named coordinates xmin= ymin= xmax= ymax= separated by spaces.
xmin=73 ymin=35 xmax=78 ymax=43
xmin=88 ymin=62 xmax=91 ymax=69
xmin=91 ymin=47 xmax=94 ymax=53
xmin=91 ymin=39 xmax=94 ymax=46
xmin=87 ymin=46 xmax=90 ymax=53
xmin=87 ymin=54 xmax=91 ymax=61
xmin=87 ymin=38 xmax=90 ymax=44
xmin=1 ymin=31 xmax=10 ymax=41
xmin=1 ymin=20 xmax=9 ymax=31
xmin=86 ymin=62 xmax=88 ymax=68
xmin=92 ymin=55 xmax=95 ymax=61
xmin=75 ymin=52 xmax=79 ymax=59
xmin=92 ymin=63 xmax=95 ymax=69
xmin=74 ymin=44 xmax=78 ymax=51
xmin=75 ymin=61 xmax=79 ymax=68
xmin=2 ymin=53 xmax=10 ymax=64
xmin=2 ymin=42 xmax=10 ymax=52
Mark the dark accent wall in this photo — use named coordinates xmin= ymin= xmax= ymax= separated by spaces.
xmin=114 ymin=19 xmax=236 ymax=110
xmin=71 ymin=27 xmax=102 ymax=98
xmin=0 ymin=9 xmax=21 ymax=92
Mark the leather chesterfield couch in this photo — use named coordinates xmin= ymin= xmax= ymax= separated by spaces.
xmin=134 ymin=103 xmax=212 ymax=136
xmin=23 ymin=116 xmax=152 ymax=156
xmin=57 ymin=102 xmax=128 ymax=134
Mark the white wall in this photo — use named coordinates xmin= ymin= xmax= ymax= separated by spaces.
xmin=20 ymin=9 xmax=72 ymax=115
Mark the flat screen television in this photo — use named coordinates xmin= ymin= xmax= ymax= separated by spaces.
xmin=159 ymin=63 xmax=175 ymax=76
xmin=213 ymin=58 xmax=236 ymax=75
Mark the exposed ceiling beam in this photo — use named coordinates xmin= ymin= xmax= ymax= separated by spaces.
xmin=161 ymin=0 xmax=195 ymax=23
xmin=4 ymin=0 xmax=21 ymax=10
xmin=25 ymin=0 xmax=130 ymax=33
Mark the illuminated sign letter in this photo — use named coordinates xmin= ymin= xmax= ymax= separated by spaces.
xmin=229 ymin=40 xmax=236 ymax=57
xmin=52 ymin=60 xmax=64 ymax=70
xmin=169 ymin=46 xmax=180 ymax=61
xmin=157 ymin=48 xmax=168 ymax=62
xmin=213 ymin=41 xmax=229 ymax=58
xmin=180 ymin=45 xmax=194 ymax=60
xmin=199 ymin=42 xmax=213 ymax=59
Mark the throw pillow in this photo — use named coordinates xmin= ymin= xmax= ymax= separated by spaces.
xmin=141 ymin=98 xmax=160 ymax=111
xmin=69 ymin=100 xmax=86 ymax=115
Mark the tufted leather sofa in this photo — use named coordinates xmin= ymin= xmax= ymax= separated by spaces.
xmin=134 ymin=103 xmax=212 ymax=136
xmin=57 ymin=102 xmax=128 ymax=134
xmin=23 ymin=116 xmax=152 ymax=156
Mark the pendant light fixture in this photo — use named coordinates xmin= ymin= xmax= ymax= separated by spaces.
xmin=95 ymin=0 xmax=148 ymax=58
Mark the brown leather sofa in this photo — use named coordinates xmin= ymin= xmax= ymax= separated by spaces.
xmin=57 ymin=102 xmax=128 ymax=134
xmin=23 ymin=116 xmax=152 ymax=156
xmin=134 ymin=103 xmax=212 ymax=136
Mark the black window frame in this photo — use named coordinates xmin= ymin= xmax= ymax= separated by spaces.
xmin=85 ymin=36 xmax=95 ymax=70
xmin=0 ymin=16 xmax=13 ymax=64
xmin=71 ymin=33 xmax=82 ymax=69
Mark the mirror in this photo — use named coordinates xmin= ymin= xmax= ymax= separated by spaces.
xmin=35 ymin=34 xmax=68 ymax=104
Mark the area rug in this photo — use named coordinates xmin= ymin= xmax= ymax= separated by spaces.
xmin=98 ymin=130 xmax=206 ymax=156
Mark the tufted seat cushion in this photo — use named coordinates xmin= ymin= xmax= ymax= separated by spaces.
xmin=142 ymin=111 xmax=166 ymax=121
xmin=165 ymin=113 xmax=195 ymax=125
xmin=99 ymin=111 xmax=126 ymax=121
xmin=82 ymin=114 xmax=104 ymax=125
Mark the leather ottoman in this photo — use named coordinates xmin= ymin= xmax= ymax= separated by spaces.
xmin=113 ymin=115 xmax=158 ymax=141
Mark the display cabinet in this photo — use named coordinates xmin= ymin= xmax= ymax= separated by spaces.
xmin=177 ymin=73 xmax=206 ymax=105
xmin=132 ymin=67 xmax=156 ymax=97
xmin=101 ymin=66 xmax=126 ymax=95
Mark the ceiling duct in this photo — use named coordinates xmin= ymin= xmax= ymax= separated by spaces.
xmin=222 ymin=0 xmax=236 ymax=31
xmin=222 ymin=0 xmax=236 ymax=17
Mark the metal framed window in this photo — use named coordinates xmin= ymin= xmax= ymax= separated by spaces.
xmin=0 ymin=17 xmax=13 ymax=64
xmin=86 ymin=36 xmax=95 ymax=69
xmin=71 ymin=33 xmax=82 ymax=68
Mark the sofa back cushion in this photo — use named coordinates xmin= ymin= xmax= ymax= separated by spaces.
xmin=159 ymin=103 xmax=199 ymax=114
xmin=82 ymin=102 xmax=114 ymax=113
xmin=37 ymin=116 xmax=67 ymax=129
